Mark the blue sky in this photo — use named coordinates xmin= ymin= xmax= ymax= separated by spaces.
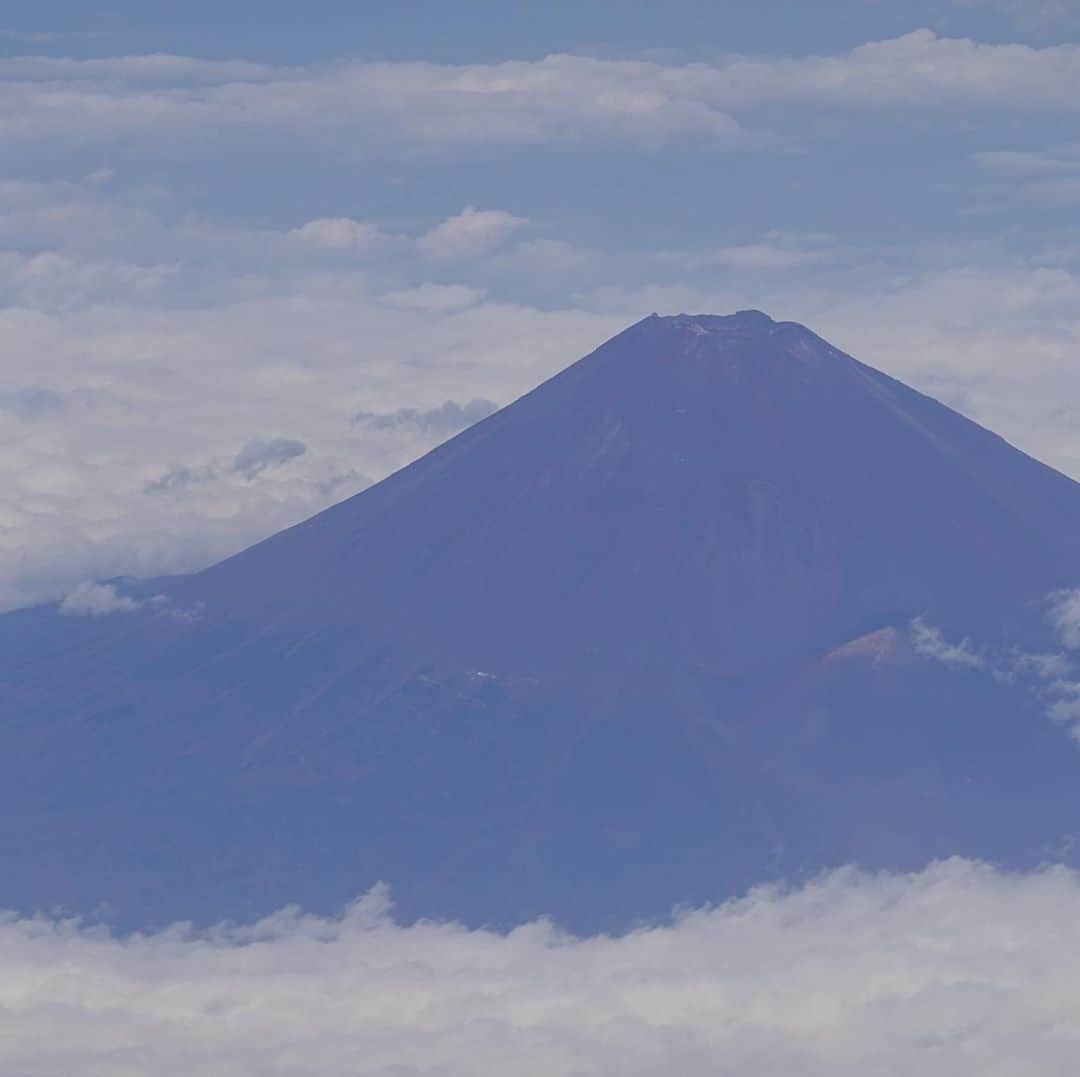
xmin=3 ymin=0 xmax=1075 ymax=60
xmin=2 ymin=0 xmax=1080 ymax=609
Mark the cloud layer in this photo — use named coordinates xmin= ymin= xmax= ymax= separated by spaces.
xmin=5 ymin=31 xmax=1080 ymax=148
xmin=0 ymin=178 xmax=626 ymax=611
xmin=4 ymin=860 xmax=1080 ymax=1075
xmin=5 ymin=169 xmax=1080 ymax=612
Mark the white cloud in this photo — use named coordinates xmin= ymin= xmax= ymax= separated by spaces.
xmin=501 ymin=232 xmax=838 ymax=282
xmin=904 ymin=603 xmax=1080 ymax=741
xmin=418 ymin=206 xmax=528 ymax=261
xmin=757 ymin=29 xmax=1080 ymax=106
xmin=289 ymin=217 xmax=387 ymax=252
xmin=0 ymin=53 xmax=743 ymax=146
xmin=709 ymin=242 xmax=833 ymax=271
xmin=5 ymin=861 xmax=1080 ymax=1073
xmin=0 ymin=177 xmax=622 ymax=612
xmin=4 ymin=33 xmax=1080 ymax=150
xmin=1013 ymin=650 xmax=1072 ymax=678
xmin=1050 ymin=589 xmax=1080 ymax=649
xmin=59 ymin=580 xmax=143 ymax=616
xmin=1047 ymin=690 xmax=1080 ymax=737
xmin=379 ymin=283 xmax=486 ymax=311
xmin=0 ymin=289 xmax=617 ymax=613
xmin=910 ymin=617 xmax=986 ymax=670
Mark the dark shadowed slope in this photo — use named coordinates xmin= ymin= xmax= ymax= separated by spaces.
xmin=4 ymin=310 xmax=1080 ymax=930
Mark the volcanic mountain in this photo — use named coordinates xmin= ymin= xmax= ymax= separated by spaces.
xmin=4 ymin=310 xmax=1080 ymax=929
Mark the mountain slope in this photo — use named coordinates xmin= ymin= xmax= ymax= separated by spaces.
xmin=3 ymin=310 xmax=1080 ymax=929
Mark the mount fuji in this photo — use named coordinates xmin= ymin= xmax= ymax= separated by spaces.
xmin=4 ymin=310 xmax=1080 ymax=930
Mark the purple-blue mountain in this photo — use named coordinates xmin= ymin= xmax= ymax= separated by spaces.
xmin=3 ymin=311 xmax=1080 ymax=929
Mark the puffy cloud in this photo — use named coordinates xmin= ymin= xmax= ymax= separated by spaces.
xmin=5 ymin=861 xmax=1080 ymax=1073
xmin=289 ymin=217 xmax=387 ymax=252
xmin=418 ymin=207 xmax=529 ymax=261
xmin=1006 ymin=597 xmax=1080 ymax=739
xmin=59 ymin=580 xmax=144 ymax=616
xmin=1012 ymin=605 xmax=1080 ymax=738
xmin=1047 ymin=688 xmax=1080 ymax=734
xmin=59 ymin=580 xmax=200 ymax=622
xmin=1049 ymin=589 xmax=1080 ymax=649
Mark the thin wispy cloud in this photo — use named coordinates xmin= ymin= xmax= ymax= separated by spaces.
xmin=910 ymin=617 xmax=986 ymax=670
xmin=906 ymin=596 xmax=1080 ymax=741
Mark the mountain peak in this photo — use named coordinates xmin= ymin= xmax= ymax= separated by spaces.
xmin=638 ymin=309 xmax=781 ymax=338
xmin=667 ymin=309 xmax=777 ymax=332
xmin=620 ymin=309 xmax=836 ymax=375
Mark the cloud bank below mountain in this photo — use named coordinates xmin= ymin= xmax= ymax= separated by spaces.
xmin=4 ymin=859 xmax=1080 ymax=1075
